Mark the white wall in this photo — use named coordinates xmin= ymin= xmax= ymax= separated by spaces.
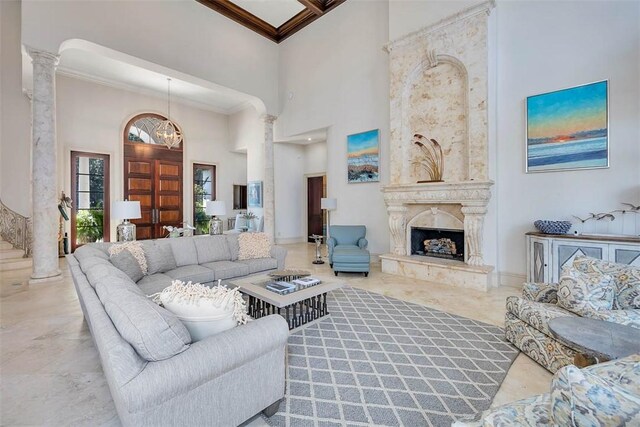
xmin=274 ymin=143 xmax=305 ymax=242
xmin=389 ymin=0 xmax=480 ymax=40
xmin=304 ymin=141 xmax=328 ymax=176
xmin=495 ymin=0 xmax=640 ymax=281
xmin=0 ymin=0 xmax=31 ymax=216
xmin=278 ymin=0 xmax=390 ymax=255
xmin=21 ymin=0 xmax=279 ymax=113
xmin=56 ymin=75 xmax=247 ymax=240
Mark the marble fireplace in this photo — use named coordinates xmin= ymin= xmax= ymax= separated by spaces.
xmin=380 ymin=1 xmax=495 ymax=291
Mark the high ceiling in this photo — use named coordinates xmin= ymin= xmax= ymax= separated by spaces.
xmin=196 ymin=0 xmax=346 ymax=43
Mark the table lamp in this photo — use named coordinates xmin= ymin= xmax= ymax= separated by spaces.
xmin=206 ymin=200 xmax=226 ymax=235
xmin=112 ymin=200 xmax=141 ymax=242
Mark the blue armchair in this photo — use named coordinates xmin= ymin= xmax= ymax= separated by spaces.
xmin=328 ymin=225 xmax=370 ymax=277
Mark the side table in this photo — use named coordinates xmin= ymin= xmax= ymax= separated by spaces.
xmin=548 ymin=317 xmax=640 ymax=367
xmin=310 ymin=234 xmax=324 ymax=265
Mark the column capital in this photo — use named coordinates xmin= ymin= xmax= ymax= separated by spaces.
xmin=261 ymin=114 xmax=278 ymax=125
xmin=24 ymin=45 xmax=60 ymax=67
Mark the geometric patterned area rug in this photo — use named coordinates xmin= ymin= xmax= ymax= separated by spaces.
xmin=266 ymin=286 xmax=518 ymax=427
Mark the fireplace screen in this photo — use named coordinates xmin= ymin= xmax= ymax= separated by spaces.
xmin=411 ymin=227 xmax=464 ymax=261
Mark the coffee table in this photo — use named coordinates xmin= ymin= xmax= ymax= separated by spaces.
xmin=548 ymin=317 xmax=640 ymax=367
xmin=230 ymin=274 xmax=344 ymax=329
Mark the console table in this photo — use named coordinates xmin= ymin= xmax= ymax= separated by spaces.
xmin=526 ymin=232 xmax=640 ymax=283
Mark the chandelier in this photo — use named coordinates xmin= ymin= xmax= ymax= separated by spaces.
xmin=156 ymin=78 xmax=183 ymax=149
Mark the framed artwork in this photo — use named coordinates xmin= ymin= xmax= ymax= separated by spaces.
xmin=247 ymin=181 xmax=263 ymax=208
xmin=347 ymin=129 xmax=380 ymax=183
xmin=526 ymin=80 xmax=608 ymax=173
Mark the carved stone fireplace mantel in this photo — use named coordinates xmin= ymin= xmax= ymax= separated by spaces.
xmin=381 ymin=1 xmax=495 ymax=291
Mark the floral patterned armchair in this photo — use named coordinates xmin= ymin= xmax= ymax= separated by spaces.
xmin=505 ymin=256 xmax=640 ymax=373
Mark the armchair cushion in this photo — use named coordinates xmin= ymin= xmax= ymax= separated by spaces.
xmin=557 ymin=268 xmax=615 ymax=316
xmin=329 ymin=225 xmax=366 ymax=246
xmin=550 ymin=361 xmax=640 ymax=426
xmin=583 ymin=309 xmax=640 ymax=329
xmin=573 ymin=256 xmax=640 ymax=310
xmin=523 ymin=282 xmax=559 ymax=303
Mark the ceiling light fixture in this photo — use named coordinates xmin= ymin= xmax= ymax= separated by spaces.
xmin=156 ymin=78 xmax=183 ymax=149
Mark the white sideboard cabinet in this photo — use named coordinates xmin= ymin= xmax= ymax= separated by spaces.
xmin=526 ymin=232 xmax=640 ymax=283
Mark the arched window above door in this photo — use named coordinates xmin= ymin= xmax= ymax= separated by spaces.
xmin=125 ymin=113 xmax=183 ymax=148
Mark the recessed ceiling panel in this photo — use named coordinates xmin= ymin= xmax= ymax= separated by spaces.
xmin=231 ymin=0 xmax=305 ymax=27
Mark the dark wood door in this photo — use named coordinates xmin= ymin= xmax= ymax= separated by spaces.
xmin=307 ymin=176 xmax=324 ymax=242
xmin=124 ymin=144 xmax=183 ymax=240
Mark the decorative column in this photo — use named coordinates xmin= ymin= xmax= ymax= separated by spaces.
xmin=387 ymin=205 xmax=408 ymax=255
xmin=26 ymin=47 xmax=61 ymax=284
xmin=262 ymin=115 xmax=277 ymax=240
xmin=461 ymin=205 xmax=487 ymax=266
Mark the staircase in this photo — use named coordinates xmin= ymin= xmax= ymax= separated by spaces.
xmin=0 ymin=237 xmax=32 ymax=271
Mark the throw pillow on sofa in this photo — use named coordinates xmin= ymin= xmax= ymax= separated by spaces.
xmin=550 ymin=363 xmax=640 ymax=426
xmin=573 ymin=256 xmax=640 ymax=310
xmin=557 ymin=268 xmax=614 ymax=316
xmin=142 ymin=240 xmax=177 ymax=275
xmin=108 ymin=241 xmax=148 ymax=282
xmin=238 ymin=232 xmax=271 ymax=260
xmin=152 ymin=280 xmax=250 ymax=341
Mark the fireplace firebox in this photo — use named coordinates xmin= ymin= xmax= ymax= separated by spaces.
xmin=410 ymin=227 xmax=464 ymax=261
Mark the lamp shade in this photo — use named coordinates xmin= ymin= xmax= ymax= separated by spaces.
xmin=112 ymin=200 xmax=141 ymax=220
xmin=321 ymin=198 xmax=337 ymax=210
xmin=205 ymin=200 xmax=226 ymax=216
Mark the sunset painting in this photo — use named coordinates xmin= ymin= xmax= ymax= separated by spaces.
xmin=526 ymin=80 xmax=608 ymax=172
xmin=347 ymin=129 xmax=379 ymax=183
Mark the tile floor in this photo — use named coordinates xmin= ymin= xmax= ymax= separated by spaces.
xmin=0 ymin=243 xmax=552 ymax=426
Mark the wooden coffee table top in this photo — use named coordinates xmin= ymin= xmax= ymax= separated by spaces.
xmin=548 ymin=317 xmax=640 ymax=361
xmin=230 ymin=274 xmax=344 ymax=308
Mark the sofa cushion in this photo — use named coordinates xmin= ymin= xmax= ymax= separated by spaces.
xmin=142 ymin=240 xmax=177 ymax=274
xmin=238 ymin=232 xmax=271 ymax=260
xmin=573 ymin=256 xmax=640 ymax=310
xmin=522 ymin=282 xmax=559 ymax=304
xmin=165 ymin=265 xmax=215 ymax=284
xmin=557 ymin=268 xmax=615 ymax=316
xmin=584 ymin=309 xmax=640 ymax=329
xmin=202 ymin=261 xmax=250 ymax=280
xmin=74 ymin=244 xmax=109 ymax=262
xmin=95 ymin=275 xmax=191 ymax=362
xmin=237 ymin=258 xmax=278 ymax=274
xmin=85 ymin=263 xmax=132 ymax=288
xmin=478 ymin=393 xmax=552 ymax=427
xmin=506 ymin=296 xmax=576 ymax=336
xmin=551 ymin=361 xmax=640 ymax=426
xmin=109 ymin=250 xmax=145 ymax=282
xmin=78 ymin=256 xmax=112 ymax=276
xmin=226 ymin=234 xmax=240 ymax=260
xmin=194 ymin=235 xmax=231 ymax=264
xmin=138 ymin=273 xmax=174 ymax=296
xmin=168 ymin=237 xmax=198 ymax=267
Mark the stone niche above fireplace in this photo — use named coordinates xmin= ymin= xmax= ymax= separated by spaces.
xmin=380 ymin=2 xmax=495 ymax=291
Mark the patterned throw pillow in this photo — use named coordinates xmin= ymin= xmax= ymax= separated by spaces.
xmin=573 ymin=256 xmax=640 ymax=310
xmin=557 ymin=268 xmax=614 ymax=316
xmin=551 ymin=364 xmax=640 ymax=426
xmin=238 ymin=232 xmax=271 ymax=260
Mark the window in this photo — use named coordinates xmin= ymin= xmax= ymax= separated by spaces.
xmin=233 ymin=184 xmax=247 ymax=210
xmin=126 ymin=113 xmax=182 ymax=148
xmin=71 ymin=151 xmax=110 ymax=251
xmin=193 ymin=164 xmax=216 ymax=235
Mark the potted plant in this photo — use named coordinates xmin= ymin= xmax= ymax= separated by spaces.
xmin=242 ymin=211 xmax=258 ymax=231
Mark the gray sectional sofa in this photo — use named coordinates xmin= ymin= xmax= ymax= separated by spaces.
xmin=67 ymin=234 xmax=290 ymax=426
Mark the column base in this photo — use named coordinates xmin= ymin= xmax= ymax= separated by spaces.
xmin=29 ymin=270 xmax=62 ymax=285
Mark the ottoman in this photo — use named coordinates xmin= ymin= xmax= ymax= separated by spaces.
xmin=332 ymin=246 xmax=370 ymax=277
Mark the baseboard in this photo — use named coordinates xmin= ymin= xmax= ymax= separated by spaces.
xmin=498 ymin=272 xmax=526 ymax=288
xmin=275 ymin=236 xmax=306 ymax=245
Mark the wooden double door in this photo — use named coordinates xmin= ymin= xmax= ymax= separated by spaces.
xmin=124 ymin=145 xmax=183 ymax=240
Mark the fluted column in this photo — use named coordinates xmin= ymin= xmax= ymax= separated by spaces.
xmin=461 ymin=205 xmax=487 ymax=266
xmin=262 ymin=115 xmax=277 ymax=240
xmin=387 ymin=205 xmax=408 ymax=255
xmin=26 ymin=47 xmax=61 ymax=284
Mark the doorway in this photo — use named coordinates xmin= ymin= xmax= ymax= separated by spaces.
xmin=123 ymin=114 xmax=183 ymax=239
xmin=70 ymin=151 xmax=110 ymax=252
xmin=307 ymin=175 xmax=326 ymax=242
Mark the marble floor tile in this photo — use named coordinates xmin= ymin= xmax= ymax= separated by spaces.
xmin=0 ymin=244 xmax=552 ymax=425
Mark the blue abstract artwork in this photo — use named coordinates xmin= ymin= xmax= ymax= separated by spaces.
xmin=347 ymin=129 xmax=379 ymax=183
xmin=526 ymin=81 xmax=608 ymax=172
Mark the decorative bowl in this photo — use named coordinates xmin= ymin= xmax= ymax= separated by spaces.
xmin=534 ymin=220 xmax=572 ymax=235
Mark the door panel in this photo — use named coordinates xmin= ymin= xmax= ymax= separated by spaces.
xmin=154 ymin=160 xmax=183 ymax=238
xmin=307 ymin=176 xmax=324 ymax=242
